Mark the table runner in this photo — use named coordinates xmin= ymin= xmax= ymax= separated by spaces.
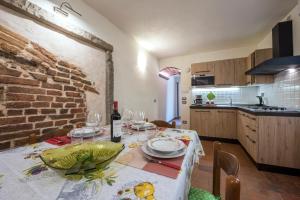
xmin=0 ymin=128 xmax=204 ymax=200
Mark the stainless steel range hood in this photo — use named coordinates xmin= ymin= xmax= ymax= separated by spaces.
xmin=246 ymin=21 xmax=300 ymax=75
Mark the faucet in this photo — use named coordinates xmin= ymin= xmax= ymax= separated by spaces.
xmin=256 ymin=96 xmax=264 ymax=106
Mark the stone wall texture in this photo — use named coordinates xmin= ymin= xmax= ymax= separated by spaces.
xmin=0 ymin=24 xmax=99 ymax=150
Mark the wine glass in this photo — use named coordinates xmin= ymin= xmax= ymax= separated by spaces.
xmin=122 ymin=109 xmax=133 ymax=127
xmin=86 ymin=111 xmax=102 ymax=141
xmin=133 ymin=111 xmax=145 ymax=142
xmin=86 ymin=111 xmax=101 ymax=127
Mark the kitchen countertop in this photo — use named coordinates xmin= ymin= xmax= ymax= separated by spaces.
xmin=190 ymin=104 xmax=300 ymax=117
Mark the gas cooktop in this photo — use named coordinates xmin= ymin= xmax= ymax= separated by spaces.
xmin=245 ymin=105 xmax=287 ymax=111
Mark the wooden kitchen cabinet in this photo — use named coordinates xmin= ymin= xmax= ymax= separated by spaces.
xmin=191 ymin=108 xmax=300 ymax=169
xmin=190 ymin=109 xmax=236 ymax=139
xmin=214 ymin=59 xmax=235 ymax=86
xmin=234 ymin=57 xmax=248 ymax=85
xmin=254 ymin=48 xmax=273 ymax=65
xmin=191 ymin=62 xmax=215 ymax=75
xmin=237 ymin=111 xmax=247 ymax=147
xmin=215 ymin=109 xmax=237 ymax=139
xmin=258 ymin=116 xmax=300 ymax=169
xmin=190 ymin=109 xmax=215 ymax=137
xmin=247 ymin=49 xmax=274 ymax=84
xmin=237 ymin=111 xmax=258 ymax=161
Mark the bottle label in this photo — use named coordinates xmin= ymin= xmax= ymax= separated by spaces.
xmin=113 ymin=120 xmax=122 ymax=137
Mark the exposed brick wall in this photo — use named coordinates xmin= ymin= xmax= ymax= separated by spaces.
xmin=0 ymin=25 xmax=99 ymax=150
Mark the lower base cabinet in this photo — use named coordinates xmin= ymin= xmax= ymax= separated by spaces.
xmin=191 ymin=108 xmax=300 ymax=169
xmin=190 ymin=109 xmax=236 ymax=139
xmin=190 ymin=109 xmax=215 ymax=137
xmin=237 ymin=111 xmax=258 ymax=161
xmin=258 ymin=116 xmax=300 ymax=169
xmin=215 ymin=109 xmax=236 ymax=139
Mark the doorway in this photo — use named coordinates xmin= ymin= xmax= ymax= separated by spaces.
xmin=158 ymin=67 xmax=181 ymax=124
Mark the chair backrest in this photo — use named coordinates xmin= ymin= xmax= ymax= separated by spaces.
xmin=150 ymin=120 xmax=176 ymax=128
xmin=212 ymin=141 xmax=240 ymax=200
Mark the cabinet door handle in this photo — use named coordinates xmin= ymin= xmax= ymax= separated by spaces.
xmin=216 ymin=84 xmax=233 ymax=86
xmin=246 ymin=135 xmax=256 ymax=143
xmin=195 ymin=110 xmax=210 ymax=113
xmin=218 ymin=110 xmax=235 ymax=113
xmin=246 ymin=125 xmax=256 ymax=132
xmin=196 ymin=70 xmax=210 ymax=72
xmin=246 ymin=115 xmax=256 ymax=121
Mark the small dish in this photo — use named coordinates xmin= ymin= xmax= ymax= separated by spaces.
xmin=68 ymin=127 xmax=103 ymax=138
xmin=147 ymin=137 xmax=185 ymax=154
xmin=141 ymin=143 xmax=186 ymax=159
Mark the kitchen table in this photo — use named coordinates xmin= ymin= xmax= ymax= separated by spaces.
xmin=0 ymin=128 xmax=204 ymax=200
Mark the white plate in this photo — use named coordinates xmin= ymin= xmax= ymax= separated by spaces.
xmin=147 ymin=137 xmax=185 ymax=154
xmin=131 ymin=122 xmax=156 ymax=130
xmin=68 ymin=127 xmax=103 ymax=138
xmin=141 ymin=143 xmax=186 ymax=159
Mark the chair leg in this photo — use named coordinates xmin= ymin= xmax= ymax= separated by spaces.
xmin=212 ymin=141 xmax=222 ymax=196
xmin=225 ymin=175 xmax=240 ymax=200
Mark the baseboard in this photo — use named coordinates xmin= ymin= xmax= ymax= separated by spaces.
xmin=199 ymin=136 xmax=239 ymax=144
xmin=256 ymin=164 xmax=300 ymax=176
xmin=199 ymin=136 xmax=300 ymax=176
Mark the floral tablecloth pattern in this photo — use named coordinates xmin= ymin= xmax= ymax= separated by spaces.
xmin=0 ymin=128 xmax=204 ymax=200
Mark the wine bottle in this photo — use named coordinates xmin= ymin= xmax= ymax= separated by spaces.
xmin=111 ymin=101 xmax=121 ymax=142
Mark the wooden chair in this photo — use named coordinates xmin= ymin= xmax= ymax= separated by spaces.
xmin=189 ymin=141 xmax=240 ymax=200
xmin=150 ymin=120 xmax=176 ymax=128
xmin=28 ymin=133 xmax=37 ymax=145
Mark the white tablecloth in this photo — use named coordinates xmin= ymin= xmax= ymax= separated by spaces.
xmin=0 ymin=128 xmax=204 ymax=200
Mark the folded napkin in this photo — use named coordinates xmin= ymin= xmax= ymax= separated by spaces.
xmin=142 ymin=156 xmax=185 ymax=179
xmin=46 ymin=136 xmax=71 ymax=146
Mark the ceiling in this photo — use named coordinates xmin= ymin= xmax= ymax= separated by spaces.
xmin=84 ymin=0 xmax=297 ymax=58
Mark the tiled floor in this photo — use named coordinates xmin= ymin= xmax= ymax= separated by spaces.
xmin=191 ymin=141 xmax=300 ymax=200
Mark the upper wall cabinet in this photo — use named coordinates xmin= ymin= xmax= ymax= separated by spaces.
xmin=234 ymin=57 xmax=248 ymax=86
xmin=214 ymin=59 xmax=235 ymax=86
xmin=190 ymin=49 xmax=273 ymax=87
xmin=191 ymin=62 xmax=215 ymax=76
xmin=247 ymin=49 xmax=274 ymax=84
xmin=191 ymin=58 xmax=248 ymax=86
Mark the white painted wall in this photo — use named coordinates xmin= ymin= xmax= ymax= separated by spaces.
xmin=257 ymin=1 xmax=300 ymax=54
xmin=26 ymin=0 xmax=163 ymax=121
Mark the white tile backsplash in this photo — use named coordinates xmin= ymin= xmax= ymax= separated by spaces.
xmin=192 ymin=86 xmax=259 ymax=105
xmin=259 ymin=68 xmax=300 ymax=109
